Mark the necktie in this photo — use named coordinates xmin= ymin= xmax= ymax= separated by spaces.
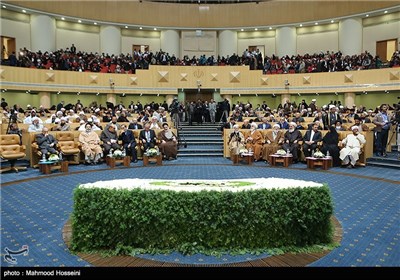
xmin=146 ymin=131 xmax=150 ymax=142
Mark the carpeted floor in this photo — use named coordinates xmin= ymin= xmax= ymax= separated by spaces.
xmin=1 ymin=157 xmax=399 ymax=267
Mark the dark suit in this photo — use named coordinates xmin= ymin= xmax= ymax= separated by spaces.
xmin=302 ymin=129 xmax=322 ymax=158
xmin=241 ymin=124 xmax=251 ymax=129
xmin=36 ymin=133 xmax=58 ymax=155
xmin=119 ymin=129 xmax=137 ymax=161
xmin=258 ymin=123 xmax=271 ymax=130
xmin=323 ymin=112 xmax=341 ymax=129
xmin=128 ymin=123 xmax=143 ymax=130
xmin=139 ymin=129 xmax=157 ymax=151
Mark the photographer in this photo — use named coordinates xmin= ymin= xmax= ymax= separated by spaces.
xmin=373 ymin=104 xmax=393 ymax=157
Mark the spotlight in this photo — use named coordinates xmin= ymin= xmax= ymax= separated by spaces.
xmin=140 ymin=93 xmax=143 ymax=96
xmin=297 ymin=93 xmax=301 ymax=96
xmin=364 ymin=91 xmax=367 ymax=95
xmin=334 ymin=92 xmax=338 ymax=96
xmin=96 ymin=92 xmax=100 ymax=96
xmin=315 ymin=93 xmax=319 ymax=96
xmin=57 ymin=91 xmax=60 ymax=95
xmin=255 ymin=94 xmax=258 ymax=97
xmin=77 ymin=92 xmax=80 ymax=95
xmin=122 ymin=93 xmax=126 ymax=97
xmin=157 ymin=93 xmax=160 ymax=97
xmin=238 ymin=93 xmax=241 ymax=97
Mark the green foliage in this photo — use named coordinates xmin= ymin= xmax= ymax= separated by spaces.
xmin=71 ymin=185 xmax=334 ymax=256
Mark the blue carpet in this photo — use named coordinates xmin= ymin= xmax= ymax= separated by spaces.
xmin=1 ymin=158 xmax=399 ymax=267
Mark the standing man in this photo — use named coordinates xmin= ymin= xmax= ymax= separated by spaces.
xmin=373 ymin=104 xmax=392 ymax=157
xmin=209 ymin=99 xmax=217 ymax=124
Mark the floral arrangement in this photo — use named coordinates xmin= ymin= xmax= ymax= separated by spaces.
xmin=313 ymin=150 xmax=325 ymax=158
xmin=113 ymin=150 xmax=123 ymax=158
xmin=276 ymin=149 xmax=287 ymax=155
xmin=48 ymin=154 xmax=60 ymax=161
xmin=238 ymin=147 xmax=248 ymax=154
xmin=146 ymin=148 xmax=159 ymax=157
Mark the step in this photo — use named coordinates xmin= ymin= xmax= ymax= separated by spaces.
xmin=180 ymin=127 xmax=221 ymax=131
xmin=364 ymin=161 xmax=400 ymax=169
xmin=183 ymin=140 xmax=224 ymax=145
xmin=179 ymin=148 xmax=223 ymax=153
xmin=180 ymin=133 xmax=222 ymax=137
xmin=178 ymin=153 xmax=224 ymax=157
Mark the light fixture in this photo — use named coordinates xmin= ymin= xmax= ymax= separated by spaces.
xmin=2 ymin=5 xmax=6 ymax=8
xmin=96 ymin=92 xmax=100 ymax=96
xmin=94 ymin=22 xmax=97 ymax=25
xmin=366 ymin=14 xmax=369 ymax=17
xmin=78 ymin=20 xmax=82 ymax=23
xmin=255 ymin=93 xmax=258 ymax=97
xmin=140 ymin=93 xmax=143 ymax=96
xmin=61 ymin=17 xmax=65 ymax=20
xmin=315 ymin=93 xmax=319 ymax=95
xmin=385 ymin=90 xmax=389 ymax=94
xmin=154 ymin=27 xmax=157 ymax=31
xmin=139 ymin=27 xmax=143 ymax=30
xmin=384 ymin=10 xmax=388 ymax=14
xmin=272 ymin=93 xmax=276 ymax=97
xmin=122 ymin=93 xmax=126 ymax=97
xmin=364 ymin=91 xmax=367 ymax=95
xmin=57 ymin=91 xmax=60 ymax=95
xmin=22 ymin=9 xmax=26 ymax=13
xmin=77 ymin=92 xmax=80 ymax=95
xmin=238 ymin=93 xmax=241 ymax=97
xmin=297 ymin=93 xmax=301 ymax=96
xmin=269 ymin=27 xmax=272 ymax=30
xmin=254 ymin=28 xmax=258 ymax=31
xmin=125 ymin=26 xmax=128 ymax=29
xmin=330 ymin=20 xmax=334 ymax=23
xmin=240 ymin=29 xmax=244 ymax=31
xmin=315 ymin=22 xmax=318 ymax=25
xmin=157 ymin=93 xmax=160 ymax=97
xmin=335 ymin=92 xmax=338 ymax=96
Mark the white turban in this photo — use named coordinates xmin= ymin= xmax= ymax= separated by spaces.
xmin=351 ymin=126 xmax=359 ymax=131
xmin=273 ymin=124 xmax=280 ymax=128
xmin=289 ymin=122 xmax=296 ymax=127
xmin=60 ymin=117 xmax=67 ymax=121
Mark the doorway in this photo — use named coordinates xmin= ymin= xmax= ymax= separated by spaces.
xmin=376 ymin=39 xmax=397 ymax=62
xmin=0 ymin=36 xmax=16 ymax=60
xmin=184 ymin=89 xmax=214 ymax=103
xmin=132 ymin=44 xmax=149 ymax=55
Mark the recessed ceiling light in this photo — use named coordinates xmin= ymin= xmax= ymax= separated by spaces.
xmin=384 ymin=10 xmax=388 ymax=14
xmin=299 ymin=24 xmax=303 ymax=27
xmin=22 ymin=9 xmax=26 ymax=13
xmin=2 ymin=5 xmax=6 ymax=8
xmin=61 ymin=17 xmax=65 ymax=20
xmin=78 ymin=20 xmax=82 ymax=23
xmin=240 ymin=29 xmax=244 ymax=31
xmin=331 ymin=20 xmax=334 ymax=23
xmin=94 ymin=22 xmax=97 ymax=25
xmin=154 ymin=27 xmax=157 ymax=30
xmin=139 ymin=27 xmax=142 ymax=30
xmin=366 ymin=14 xmax=369 ymax=17
xmin=125 ymin=26 xmax=128 ymax=29
xmin=269 ymin=27 xmax=272 ymax=30
xmin=315 ymin=22 xmax=318 ymax=25
xmin=254 ymin=28 xmax=258 ymax=31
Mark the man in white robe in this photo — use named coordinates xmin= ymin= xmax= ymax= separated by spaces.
xmin=339 ymin=126 xmax=366 ymax=168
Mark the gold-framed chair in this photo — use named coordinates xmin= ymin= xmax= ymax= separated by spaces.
xmin=0 ymin=134 xmax=27 ymax=173
xmin=56 ymin=131 xmax=80 ymax=164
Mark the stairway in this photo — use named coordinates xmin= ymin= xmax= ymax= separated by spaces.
xmin=177 ymin=122 xmax=224 ymax=157
xmin=366 ymin=145 xmax=400 ymax=169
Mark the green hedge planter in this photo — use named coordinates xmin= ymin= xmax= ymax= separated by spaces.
xmin=71 ymin=180 xmax=333 ymax=255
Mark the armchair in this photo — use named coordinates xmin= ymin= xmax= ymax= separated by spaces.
xmin=0 ymin=134 xmax=27 ymax=173
xmin=56 ymin=131 xmax=81 ymax=164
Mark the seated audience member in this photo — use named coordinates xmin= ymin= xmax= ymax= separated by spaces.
xmin=241 ymin=119 xmax=251 ymax=129
xmin=36 ymin=127 xmax=58 ymax=157
xmin=308 ymin=120 xmax=323 ymax=130
xmin=149 ymin=116 xmax=161 ymax=129
xmin=335 ymin=120 xmax=345 ymax=131
xmin=28 ymin=117 xmax=44 ymax=132
xmin=278 ymin=117 xmax=289 ymax=129
xmin=45 ymin=114 xmax=57 ymax=124
xmin=158 ymin=123 xmax=178 ymax=160
xmin=228 ymin=124 xmax=245 ymax=155
xmin=8 ymin=122 xmax=23 ymax=144
xmin=100 ymin=124 xmax=121 ymax=155
xmin=321 ymin=125 xmax=341 ymax=167
xmin=339 ymin=126 xmax=366 ymax=168
xmin=245 ymin=122 xmax=263 ymax=161
xmin=295 ymin=120 xmax=305 ymax=130
xmin=258 ymin=117 xmax=272 ymax=130
xmin=118 ymin=124 xmax=137 ymax=162
xmin=262 ymin=124 xmax=284 ymax=162
xmin=222 ymin=117 xmax=236 ymax=130
xmin=79 ymin=123 xmax=103 ymax=164
xmin=292 ymin=112 xmax=305 ymax=123
xmin=282 ymin=122 xmax=303 ymax=163
xmin=139 ymin=122 xmax=157 ymax=151
xmin=349 ymin=116 xmax=369 ymax=132
xmin=128 ymin=118 xmax=143 ymax=129
xmin=117 ymin=112 xmax=129 ymax=123
xmin=53 ymin=117 xmax=70 ymax=131
xmin=102 ymin=111 xmax=112 ymax=123
xmin=302 ymin=122 xmax=323 ymax=158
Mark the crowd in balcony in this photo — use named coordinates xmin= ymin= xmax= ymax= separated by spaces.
xmin=2 ymin=45 xmax=399 ymax=74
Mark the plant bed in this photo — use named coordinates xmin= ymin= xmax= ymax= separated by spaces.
xmin=71 ymin=178 xmax=334 ymax=256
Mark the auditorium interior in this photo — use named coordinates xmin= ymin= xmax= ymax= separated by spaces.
xmin=0 ymin=0 xmax=399 ymax=269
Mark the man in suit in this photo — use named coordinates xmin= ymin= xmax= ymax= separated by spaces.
xmin=282 ymin=122 xmax=303 ymax=163
xmin=119 ymin=125 xmax=138 ymax=162
xmin=100 ymin=124 xmax=121 ymax=155
xmin=36 ymin=127 xmax=58 ymax=157
xmin=139 ymin=122 xmax=157 ymax=151
xmin=373 ymin=104 xmax=393 ymax=157
xmin=324 ymin=105 xmax=341 ymax=129
xmin=128 ymin=118 xmax=143 ymax=130
xmin=241 ymin=119 xmax=251 ymax=129
xmin=302 ymin=123 xmax=323 ymax=158
xmin=258 ymin=117 xmax=272 ymax=130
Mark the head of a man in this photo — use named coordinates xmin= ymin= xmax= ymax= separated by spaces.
xmin=351 ymin=126 xmax=359 ymax=135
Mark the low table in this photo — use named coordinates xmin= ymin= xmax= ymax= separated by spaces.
xmin=143 ymin=154 xmax=163 ymax=166
xmin=106 ymin=156 xmax=130 ymax=168
xmin=38 ymin=160 xmax=68 ymax=174
xmin=269 ymin=154 xmax=293 ymax=167
xmin=232 ymin=153 xmax=253 ymax=165
xmin=306 ymin=157 xmax=333 ymax=170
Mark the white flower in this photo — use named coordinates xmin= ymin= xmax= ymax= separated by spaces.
xmin=113 ymin=150 xmax=123 ymax=158
xmin=276 ymin=149 xmax=287 ymax=155
xmin=313 ymin=151 xmax=325 ymax=158
xmin=146 ymin=148 xmax=158 ymax=156
xmin=48 ymin=154 xmax=59 ymax=161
